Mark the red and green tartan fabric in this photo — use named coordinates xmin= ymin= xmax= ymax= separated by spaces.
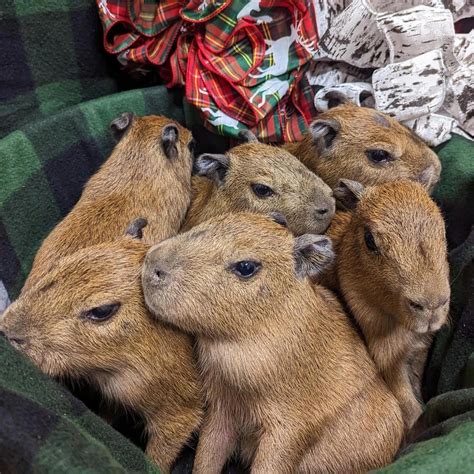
xmin=98 ymin=0 xmax=319 ymax=142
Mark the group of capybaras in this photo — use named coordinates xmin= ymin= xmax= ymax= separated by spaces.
xmin=0 ymin=103 xmax=450 ymax=473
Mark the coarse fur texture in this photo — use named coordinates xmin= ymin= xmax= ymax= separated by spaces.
xmin=284 ymin=103 xmax=441 ymax=192
xmin=325 ymin=179 xmax=450 ymax=430
xmin=0 ymin=234 xmax=202 ymax=473
xmin=23 ymin=114 xmax=194 ymax=292
xmin=181 ymin=143 xmax=335 ymax=235
xmin=142 ymin=213 xmax=403 ymax=474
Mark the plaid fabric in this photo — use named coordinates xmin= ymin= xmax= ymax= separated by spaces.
xmin=1 ymin=1 xmax=474 ymax=470
xmin=0 ymin=335 xmax=159 ymax=473
xmin=0 ymin=0 xmax=126 ymax=139
xmin=98 ymin=0 xmax=318 ymax=142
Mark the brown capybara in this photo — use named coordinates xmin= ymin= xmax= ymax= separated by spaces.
xmin=0 ymin=219 xmax=202 ymax=473
xmin=142 ymin=213 xmax=403 ymax=474
xmin=326 ymin=179 xmax=450 ymax=430
xmin=284 ymin=103 xmax=441 ymax=192
xmin=181 ymin=142 xmax=335 ymax=235
xmin=22 ymin=113 xmax=195 ymax=293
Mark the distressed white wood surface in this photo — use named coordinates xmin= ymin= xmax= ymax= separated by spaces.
xmin=404 ymin=114 xmax=457 ymax=146
xmin=377 ymin=6 xmax=455 ymax=63
xmin=372 ymin=49 xmax=446 ymax=121
xmin=305 ymin=60 xmax=372 ymax=87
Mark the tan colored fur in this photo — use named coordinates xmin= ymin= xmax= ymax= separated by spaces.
xmin=0 ymin=238 xmax=203 ymax=472
xmin=182 ymin=143 xmax=335 ymax=235
xmin=285 ymin=103 xmax=441 ymax=191
xmin=23 ymin=115 xmax=194 ymax=292
xmin=142 ymin=213 xmax=403 ymax=473
xmin=325 ymin=180 xmax=450 ymax=430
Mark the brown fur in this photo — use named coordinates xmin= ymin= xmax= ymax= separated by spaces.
xmin=325 ymin=180 xmax=450 ymax=430
xmin=284 ymin=103 xmax=441 ymax=191
xmin=181 ymin=143 xmax=335 ymax=235
xmin=0 ymin=236 xmax=202 ymax=472
xmin=142 ymin=213 xmax=403 ymax=473
xmin=23 ymin=114 xmax=194 ymax=292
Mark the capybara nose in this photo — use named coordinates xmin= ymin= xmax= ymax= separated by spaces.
xmin=408 ymin=299 xmax=425 ymax=312
xmin=316 ymin=208 xmax=329 ymax=216
xmin=408 ymin=296 xmax=449 ymax=313
xmin=154 ymin=267 xmax=168 ymax=283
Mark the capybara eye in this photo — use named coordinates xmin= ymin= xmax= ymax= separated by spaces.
xmin=231 ymin=261 xmax=261 ymax=279
xmin=251 ymin=183 xmax=274 ymax=198
xmin=364 ymin=228 xmax=378 ymax=253
xmin=365 ymin=149 xmax=393 ymax=164
xmin=82 ymin=302 xmax=121 ymax=322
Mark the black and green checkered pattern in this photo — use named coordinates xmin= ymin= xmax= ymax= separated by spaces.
xmin=0 ymin=0 xmax=155 ymax=139
xmin=1 ymin=0 xmax=474 ymax=471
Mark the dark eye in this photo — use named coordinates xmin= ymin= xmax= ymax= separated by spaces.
xmin=231 ymin=261 xmax=261 ymax=279
xmin=365 ymin=149 xmax=393 ymax=164
xmin=364 ymin=228 xmax=378 ymax=253
xmin=251 ymin=183 xmax=274 ymax=198
xmin=83 ymin=303 xmax=121 ymax=322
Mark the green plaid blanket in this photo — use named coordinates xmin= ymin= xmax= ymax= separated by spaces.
xmin=1 ymin=0 xmax=474 ymax=472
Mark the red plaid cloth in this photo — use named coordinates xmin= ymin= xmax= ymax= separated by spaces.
xmin=98 ymin=0 xmax=319 ymax=142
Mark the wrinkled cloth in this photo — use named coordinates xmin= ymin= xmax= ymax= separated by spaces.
xmin=310 ymin=0 xmax=473 ymax=146
xmin=98 ymin=0 xmax=319 ymax=141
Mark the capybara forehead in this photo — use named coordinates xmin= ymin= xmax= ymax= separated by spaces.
xmin=357 ymin=181 xmax=445 ymax=243
xmin=228 ymin=143 xmax=326 ymax=186
xmin=177 ymin=213 xmax=292 ymax=257
xmin=32 ymin=240 xmax=148 ymax=295
xmin=323 ymin=104 xmax=427 ymax=151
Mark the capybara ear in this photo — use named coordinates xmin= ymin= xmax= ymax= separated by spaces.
xmin=294 ymin=234 xmax=334 ymax=280
xmin=417 ymin=164 xmax=438 ymax=190
xmin=125 ymin=217 xmax=148 ymax=240
xmin=333 ymin=179 xmax=365 ymax=210
xmin=161 ymin=124 xmax=179 ymax=160
xmin=238 ymin=129 xmax=258 ymax=143
xmin=193 ymin=153 xmax=230 ymax=185
xmin=110 ymin=112 xmax=134 ymax=142
xmin=268 ymin=212 xmax=288 ymax=228
xmin=309 ymin=118 xmax=341 ymax=152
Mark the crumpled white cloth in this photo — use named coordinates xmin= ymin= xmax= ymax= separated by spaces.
xmin=309 ymin=0 xmax=473 ymax=146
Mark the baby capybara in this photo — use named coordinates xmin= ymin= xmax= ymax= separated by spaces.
xmin=0 ymin=219 xmax=202 ymax=472
xmin=142 ymin=213 xmax=403 ymax=474
xmin=23 ymin=113 xmax=195 ymax=292
xmin=285 ymin=103 xmax=441 ymax=191
xmin=326 ymin=179 xmax=450 ymax=430
xmin=182 ymin=142 xmax=335 ymax=235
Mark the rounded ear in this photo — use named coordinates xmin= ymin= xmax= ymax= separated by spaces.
xmin=333 ymin=179 xmax=365 ymax=210
xmin=110 ymin=112 xmax=134 ymax=142
xmin=162 ymin=124 xmax=179 ymax=159
xmin=238 ymin=129 xmax=258 ymax=143
xmin=294 ymin=234 xmax=334 ymax=280
xmin=193 ymin=153 xmax=230 ymax=185
xmin=125 ymin=218 xmax=148 ymax=240
xmin=268 ymin=212 xmax=288 ymax=228
xmin=417 ymin=164 xmax=438 ymax=191
xmin=309 ymin=118 xmax=340 ymax=152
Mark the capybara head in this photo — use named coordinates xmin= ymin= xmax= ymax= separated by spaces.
xmin=0 ymin=222 xmax=152 ymax=378
xmin=295 ymin=104 xmax=441 ymax=191
xmin=110 ymin=111 xmax=195 ymax=178
xmin=142 ymin=213 xmax=334 ymax=338
xmin=335 ymin=179 xmax=450 ymax=334
xmin=191 ymin=143 xmax=336 ymax=235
